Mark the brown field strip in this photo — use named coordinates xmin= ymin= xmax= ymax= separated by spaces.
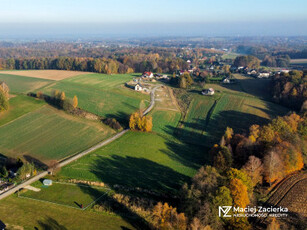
xmin=0 ymin=70 xmax=92 ymax=80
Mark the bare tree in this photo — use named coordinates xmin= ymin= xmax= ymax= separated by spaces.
xmin=242 ymin=155 xmax=263 ymax=186
xmin=48 ymin=160 xmax=60 ymax=175
xmin=264 ymin=151 xmax=283 ymax=186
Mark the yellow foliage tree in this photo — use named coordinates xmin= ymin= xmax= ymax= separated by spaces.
xmin=129 ymin=112 xmax=139 ymax=130
xmin=129 ymin=112 xmax=152 ymax=132
xmin=152 ymin=202 xmax=187 ymax=230
xmin=229 ymin=178 xmax=250 ymax=209
xmin=73 ymin=95 xmax=78 ymax=109
xmin=224 ymin=127 xmax=234 ymax=142
xmin=248 ymin=124 xmax=260 ymax=142
xmin=60 ymin=92 xmax=66 ymax=101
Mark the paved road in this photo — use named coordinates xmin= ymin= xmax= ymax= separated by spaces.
xmin=0 ymin=84 xmax=160 ymax=201
xmin=143 ymin=85 xmax=161 ymax=115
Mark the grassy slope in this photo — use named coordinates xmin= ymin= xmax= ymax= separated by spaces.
xmin=0 ymin=195 xmax=134 ymax=230
xmin=0 ymin=73 xmax=53 ymax=93
xmin=180 ymin=76 xmax=289 ymax=147
xmin=58 ymin=131 xmax=204 ymax=195
xmin=21 ymin=181 xmax=108 ymax=208
xmin=0 ymin=106 xmax=115 ymax=162
xmin=0 ymin=95 xmax=45 ymax=127
xmin=40 ymin=73 xmax=149 ymax=123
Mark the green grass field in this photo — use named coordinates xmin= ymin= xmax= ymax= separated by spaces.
xmin=21 ymin=181 xmax=109 ymax=209
xmin=0 ymin=95 xmax=45 ymax=127
xmin=40 ymin=73 xmax=149 ymax=124
xmin=0 ymin=195 xmax=134 ymax=230
xmin=58 ymin=131 xmax=204 ymax=196
xmin=178 ymin=78 xmax=289 ymax=147
xmin=0 ymin=106 xmax=115 ymax=162
xmin=151 ymin=110 xmax=181 ymax=136
xmin=0 ymin=73 xmax=53 ymax=93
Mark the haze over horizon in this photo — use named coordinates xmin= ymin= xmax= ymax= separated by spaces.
xmin=0 ymin=0 xmax=306 ymax=39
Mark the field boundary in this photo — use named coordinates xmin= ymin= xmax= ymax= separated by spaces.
xmin=18 ymin=182 xmax=111 ymax=211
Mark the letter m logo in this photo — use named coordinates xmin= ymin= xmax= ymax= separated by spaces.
xmin=219 ymin=206 xmax=232 ymax=217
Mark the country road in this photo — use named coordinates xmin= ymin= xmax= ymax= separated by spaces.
xmin=0 ymin=84 xmax=161 ymax=201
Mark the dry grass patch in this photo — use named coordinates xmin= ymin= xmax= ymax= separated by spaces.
xmin=0 ymin=70 xmax=92 ymax=81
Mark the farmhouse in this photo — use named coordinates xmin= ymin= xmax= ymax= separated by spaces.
xmin=222 ymin=78 xmax=230 ymax=84
xmin=247 ymin=69 xmax=257 ymax=75
xmin=142 ymin=71 xmax=153 ymax=78
xmin=134 ymin=83 xmax=143 ymax=91
xmin=202 ymin=88 xmax=215 ymax=95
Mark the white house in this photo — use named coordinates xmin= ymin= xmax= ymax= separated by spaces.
xmin=222 ymin=78 xmax=230 ymax=84
xmin=202 ymin=88 xmax=215 ymax=95
xmin=134 ymin=83 xmax=143 ymax=91
xmin=257 ymin=73 xmax=270 ymax=78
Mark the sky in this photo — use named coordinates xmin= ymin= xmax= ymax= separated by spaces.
xmin=0 ymin=0 xmax=306 ymax=38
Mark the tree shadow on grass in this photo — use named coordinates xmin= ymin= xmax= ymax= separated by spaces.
xmin=78 ymin=183 xmax=149 ymax=230
xmin=37 ymin=216 xmax=67 ymax=230
xmin=161 ymin=110 xmax=272 ymax=167
xmin=23 ymin=155 xmax=48 ymax=170
xmin=105 ymin=111 xmax=130 ymax=127
xmin=90 ymin=155 xmax=189 ymax=197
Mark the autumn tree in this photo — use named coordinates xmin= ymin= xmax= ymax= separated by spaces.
xmin=60 ymin=91 xmax=66 ymax=101
xmin=52 ymin=89 xmax=60 ymax=99
xmin=213 ymin=146 xmax=233 ymax=172
xmin=73 ymin=95 xmax=78 ymax=109
xmin=151 ymin=202 xmax=187 ymax=230
xmin=263 ymin=151 xmax=283 ymax=186
xmin=248 ymin=124 xmax=260 ymax=143
xmin=224 ymin=127 xmax=234 ymax=144
xmin=179 ymin=76 xmax=187 ymax=89
xmin=0 ymin=90 xmax=9 ymax=112
xmin=227 ymin=168 xmax=253 ymax=192
xmin=229 ymin=178 xmax=250 ymax=208
xmin=266 ymin=217 xmax=280 ymax=230
xmin=129 ymin=112 xmax=139 ymax=130
xmin=17 ymin=162 xmax=36 ymax=180
xmin=242 ymin=155 xmax=263 ymax=186
xmin=129 ymin=112 xmax=152 ymax=132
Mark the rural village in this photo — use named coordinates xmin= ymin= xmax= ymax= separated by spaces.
xmin=0 ymin=1 xmax=306 ymax=229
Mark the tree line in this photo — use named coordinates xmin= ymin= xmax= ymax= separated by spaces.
xmin=0 ymin=54 xmax=189 ymax=74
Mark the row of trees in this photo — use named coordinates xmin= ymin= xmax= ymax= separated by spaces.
xmin=0 ymin=55 xmax=189 ymax=74
xmin=36 ymin=90 xmax=78 ymax=112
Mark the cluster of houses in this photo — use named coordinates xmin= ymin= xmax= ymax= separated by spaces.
xmin=232 ymin=66 xmax=291 ymax=79
xmin=133 ymin=71 xmax=171 ymax=92
xmin=141 ymin=71 xmax=169 ymax=80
